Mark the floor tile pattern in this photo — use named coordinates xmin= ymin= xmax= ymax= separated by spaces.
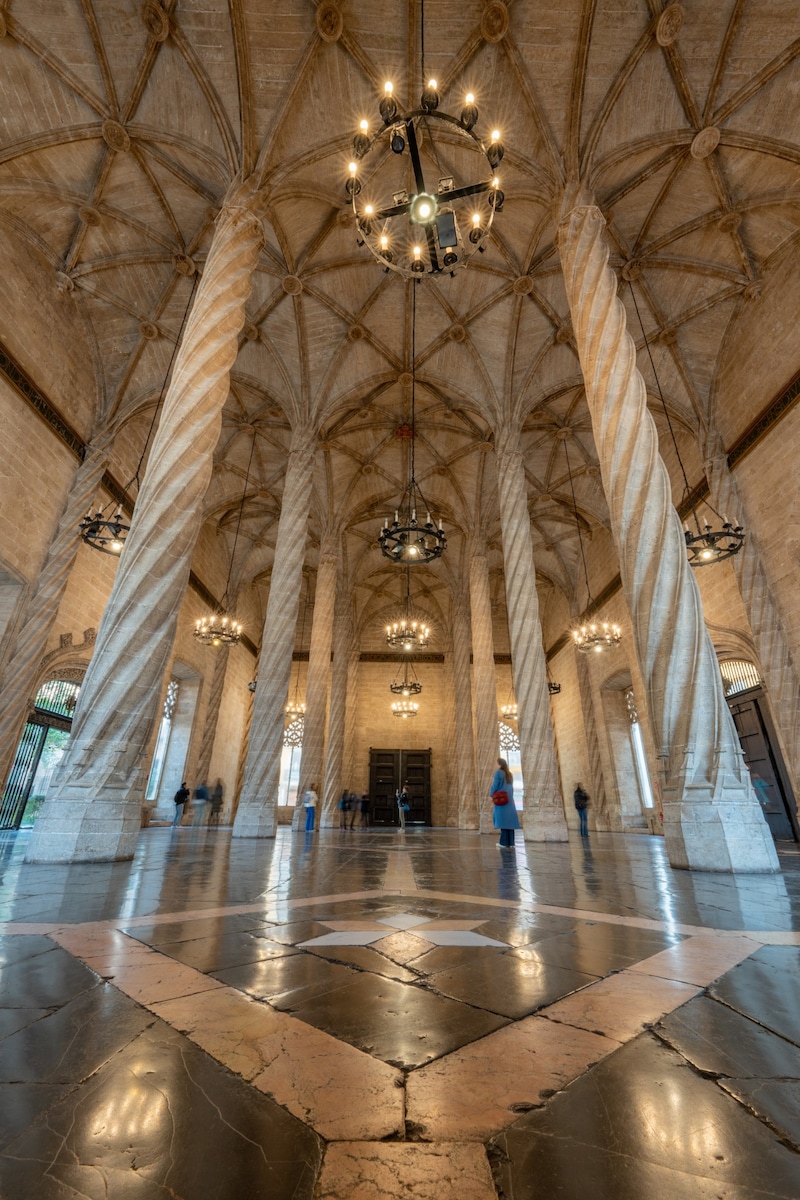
xmin=1 ymin=826 xmax=799 ymax=1198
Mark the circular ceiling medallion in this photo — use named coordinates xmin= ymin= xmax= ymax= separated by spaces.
xmin=102 ymin=120 xmax=130 ymax=152
xmin=140 ymin=321 xmax=159 ymax=340
xmin=659 ymin=328 xmax=677 ymax=345
xmin=398 ymin=372 xmax=413 ymax=388
xmin=691 ymin=126 xmax=720 ymax=159
xmin=448 ymin=324 xmax=467 ymax=342
xmin=316 ymin=2 xmax=343 ymax=42
xmin=586 ymin=466 xmax=600 ymax=479
xmin=239 ymin=422 xmax=256 ymax=434
xmin=555 ymin=323 xmax=572 ymax=344
xmin=719 ymin=210 xmax=742 ymax=233
xmin=744 ymin=280 xmax=763 ymax=301
xmin=78 ymin=205 xmax=101 ymax=227
xmin=538 ymin=493 xmax=552 ymax=502
xmin=142 ymin=1 xmax=170 ymax=42
xmin=347 ymin=324 xmax=365 ymax=341
xmin=282 ymin=274 xmax=303 ymax=295
xmin=361 ymin=464 xmax=374 ymax=475
xmin=481 ymin=1 xmax=509 ymax=42
xmin=243 ymin=323 xmax=260 ymax=341
xmin=173 ymin=252 xmax=196 ymax=276
xmin=55 ymin=271 xmax=75 ymax=294
xmin=513 ymin=275 xmax=534 ymax=296
xmin=621 ymin=260 xmax=641 ymax=281
xmin=555 ymin=428 xmax=572 ymax=440
xmin=656 ymin=4 xmax=684 ymax=47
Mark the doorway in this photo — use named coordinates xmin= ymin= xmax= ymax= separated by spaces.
xmin=727 ymin=686 xmax=798 ymax=842
xmin=368 ymin=748 xmax=432 ymax=826
xmin=0 ymin=679 xmax=79 ymax=829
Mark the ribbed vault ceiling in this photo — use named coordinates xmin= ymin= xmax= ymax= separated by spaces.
xmin=2 ymin=0 xmax=800 ymax=635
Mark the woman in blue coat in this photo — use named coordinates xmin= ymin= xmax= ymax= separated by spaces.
xmin=490 ymin=758 xmax=521 ymax=848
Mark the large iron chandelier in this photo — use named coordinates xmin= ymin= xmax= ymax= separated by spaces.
xmin=348 ymin=2 xmax=504 ymax=279
xmin=379 ymin=283 xmax=446 ymax=563
xmin=80 ymin=275 xmax=198 ymax=556
xmin=628 ymin=283 xmax=744 ymax=567
xmin=563 ymin=433 xmax=622 ymax=655
xmin=385 ymin=567 xmax=431 ymax=650
xmin=390 ymin=658 xmax=423 ymax=697
xmin=194 ymin=422 xmax=256 ymax=647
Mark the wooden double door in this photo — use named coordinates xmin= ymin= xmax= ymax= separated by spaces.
xmin=368 ymin=748 xmax=432 ymax=826
xmin=728 ymin=686 xmax=798 ymax=841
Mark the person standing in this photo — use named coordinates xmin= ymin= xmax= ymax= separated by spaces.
xmin=573 ymin=782 xmax=590 ymax=837
xmin=359 ymin=792 xmax=370 ymax=828
xmin=338 ymin=789 xmax=350 ymax=829
xmin=192 ymin=779 xmax=210 ymax=826
xmin=348 ymin=791 xmax=359 ymax=829
xmin=396 ymin=783 xmax=410 ymax=831
xmin=210 ymin=778 xmax=224 ymax=825
xmin=491 ymin=758 xmax=520 ymax=848
xmin=303 ymin=783 xmax=318 ymax=832
xmin=172 ymin=781 xmax=190 ymax=825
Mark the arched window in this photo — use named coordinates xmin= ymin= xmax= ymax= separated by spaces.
xmin=719 ymin=659 xmax=762 ymax=697
xmin=625 ymin=688 xmax=654 ymax=809
xmin=0 ymin=677 xmax=81 ymax=829
xmin=146 ymin=680 xmax=179 ymax=801
xmin=279 ymin=716 xmax=304 ymax=806
xmin=498 ymin=721 xmax=523 ymax=806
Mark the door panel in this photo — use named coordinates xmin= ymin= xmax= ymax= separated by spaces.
xmin=728 ymin=691 xmax=796 ymax=841
xmin=369 ymin=749 xmax=432 ymax=826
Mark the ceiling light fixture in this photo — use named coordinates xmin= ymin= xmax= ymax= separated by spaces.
xmin=385 ymin=566 xmax=431 ymax=650
xmin=194 ymin=423 xmax=257 ymax=647
xmin=389 ymin=657 xmax=423 ymax=696
xmin=628 ymin=283 xmax=744 ymax=567
xmin=379 ymin=283 xmax=446 ymax=563
xmin=563 ymin=433 xmax=622 ymax=654
xmin=348 ymin=3 xmax=504 ymax=278
xmin=80 ymin=275 xmax=198 ymax=555
xmin=392 ymin=700 xmax=419 ymax=719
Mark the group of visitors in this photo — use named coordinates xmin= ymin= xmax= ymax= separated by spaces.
xmin=172 ymin=778 xmax=224 ymax=826
xmin=338 ymin=790 xmax=371 ymax=828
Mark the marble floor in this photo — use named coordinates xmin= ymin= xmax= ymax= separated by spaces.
xmin=1 ymin=825 xmax=800 ymax=1199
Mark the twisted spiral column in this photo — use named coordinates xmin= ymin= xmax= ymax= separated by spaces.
xmin=231 ymin=681 xmax=255 ymax=824
xmin=194 ymin=642 xmax=231 ymax=787
xmin=495 ymin=427 xmax=568 ymax=840
xmin=704 ymin=437 xmax=800 ymax=795
xmin=442 ymin=647 xmax=460 ymax=826
xmin=451 ymin=598 xmax=478 ymax=828
xmin=233 ymin=428 xmax=317 ymax=838
xmin=469 ymin=546 xmax=500 ymax=833
xmin=26 ymin=181 xmax=266 ymax=863
xmin=574 ymin=648 xmax=612 ymax=830
xmin=0 ymin=433 xmax=111 ymax=796
xmin=320 ymin=592 xmax=353 ymax=827
xmin=296 ymin=543 xmax=338 ymax=827
xmin=557 ymin=188 xmax=777 ymax=871
xmin=342 ymin=648 xmax=361 ymax=790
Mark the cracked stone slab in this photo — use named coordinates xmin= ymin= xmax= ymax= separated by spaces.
xmin=541 ymin=969 xmax=700 ymax=1042
xmin=627 ymin=933 xmax=761 ymax=986
xmin=152 ymin=986 xmax=404 ymax=1141
xmin=406 ymin=1013 xmax=619 ymax=1140
xmin=314 ymin=1141 xmax=497 ymax=1199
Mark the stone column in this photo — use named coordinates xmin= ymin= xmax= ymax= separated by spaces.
xmin=231 ymin=679 xmax=256 ymax=823
xmin=295 ymin=541 xmax=338 ymax=826
xmin=557 ymin=188 xmax=777 ymax=871
xmin=0 ymin=433 xmax=111 ymax=797
xmin=26 ymin=180 xmax=266 ymax=864
xmin=233 ymin=427 xmax=317 ymax=838
xmin=451 ymin=597 xmax=478 ymax=828
xmin=320 ymin=589 xmax=353 ymax=827
xmin=495 ymin=426 xmax=568 ymax=841
xmin=469 ymin=546 xmax=499 ymax=832
xmin=194 ymin=643 xmax=230 ymax=785
xmin=441 ymin=646 xmax=459 ymax=827
xmin=573 ymin=649 xmax=612 ymax=829
xmin=704 ymin=434 xmax=800 ymax=798
xmin=342 ymin=648 xmax=361 ymax=789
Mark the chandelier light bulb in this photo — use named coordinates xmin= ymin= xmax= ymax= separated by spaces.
xmin=360 ymin=119 xmax=368 ymax=131
xmin=492 ymin=129 xmax=500 ymax=141
xmin=465 ymin=92 xmax=474 ymax=104
xmin=384 ymin=81 xmax=393 ymax=94
xmin=349 ymin=161 xmax=357 ymax=176
xmin=428 ymin=78 xmax=437 ymax=89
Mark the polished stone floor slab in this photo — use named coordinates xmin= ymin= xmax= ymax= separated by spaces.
xmin=492 ymin=1033 xmax=800 ymax=1199
xmin=1 ymin=826 xmax=800 ymax=1199
xmin=0 ymin=1019 xmax=322 ymax=1200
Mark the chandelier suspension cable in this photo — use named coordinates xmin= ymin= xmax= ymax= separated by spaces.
xmin=220 ymin=427 xmax=257 ymax=614
xmin=627 ymin=282 xmax=744 ymax=564
xmin=564 ymin=435 xmax=592 ymax=606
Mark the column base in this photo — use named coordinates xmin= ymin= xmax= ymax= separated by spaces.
xmin=24 ymin=789 xmax=141 ymax=863
xmin=522 ymin=804 xmax=569 ymax=842
xmin=663 ymin=792 xmax=779 ymax=872
xmin=231 ymin=804 xmax=276 ymax=838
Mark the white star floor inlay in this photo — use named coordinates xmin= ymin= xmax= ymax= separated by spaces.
xmin=299 ymin=912 xmax=510 ymax=949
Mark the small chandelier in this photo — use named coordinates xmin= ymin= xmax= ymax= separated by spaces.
xmin=392 ymin=700 xmax=419 ymax=719
xmin=79 ymin=509 xmax=130 ymax=556
xmin=684 ymin=510 xmax=745 ymax=566
xmin=548 ymin=680 xmax=562 ymax=696
xmin=379 ymin=282 xmax=446 ymax=563
xmin=194 ymin=421 xmax=257 ymax=648
xmin=348 ymin=0 xmax=504 ymax=280
xmin=628 ymin=282 xmax=744 ymax=569
xmin=563 ymin=433 xmax=622 ymax=655
xmin=390 ymin=659 xmax=422 ymax=697
xmin=285 ymin=699 xmax=306 ymax=719
xmin=573 ymin=620 xmax=622 ymax=654
xmin=385 ymin=566 xmax=431 ymax=649
xmin=79 ymin=276 xmax=198 ymax=557
xmin=500 ymin=701 xmax=518 ymax=721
